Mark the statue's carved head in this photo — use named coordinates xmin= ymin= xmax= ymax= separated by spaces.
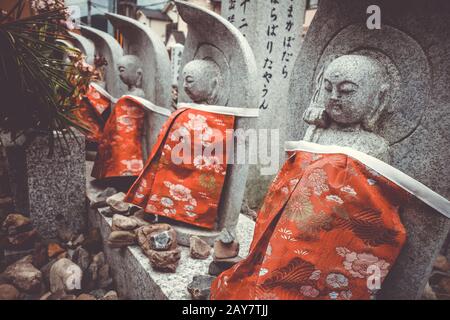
xmin=117 ymin=55 xmax=143 ymax=89
xmin=182 ymin=59 xmax=222 ymax=105
xmin=306 ymin=54 xmax=390 ymax=132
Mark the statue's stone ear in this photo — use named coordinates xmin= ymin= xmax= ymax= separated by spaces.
xmin=364 ymin=83 xmax=390 ymax=131
xmin=136 ymin=67 xmax=143 ymax=88
xmin=208 ymin=76 xmax=219 ymax=105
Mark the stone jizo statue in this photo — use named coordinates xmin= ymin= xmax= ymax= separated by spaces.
xmin=303 ymin=54 xmax=390 ymax=161
xmin=182 ymin=59 xmax=222 ymax=105
xmin=117 ymin=55 xmax=145 ymax=98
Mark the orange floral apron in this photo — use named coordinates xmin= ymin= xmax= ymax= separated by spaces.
xmin=126 ymin=105 xmax=235 ymax=230
xmin=73 ymin=83 xmax=112 ymax=142
xmin=211 ymin=146 xmax=411 ymax=300
xmin=91 ymin=96 xmax=146 ymax=179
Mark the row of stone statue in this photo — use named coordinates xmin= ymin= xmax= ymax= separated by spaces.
xmin=70 ymin=0 xmax=450 ymax=300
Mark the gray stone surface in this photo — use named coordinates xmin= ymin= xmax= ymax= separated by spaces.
xmin=175 ymin=0 xmax=258 ymax=235
xmin=86 ymin=161 xmax=255 ymax=299
xmin=68 ymin=31 xmax=95 ymax=65
xmin=287 ymin=0 xmax=450 ymax=299
xmin=5 ymin=133 xmax=86 ymax=239
xmin=222 ymin=0 xmax=307 ymax=210
xmin=105 ymin=13 xmax=172 ymax=159
xmin=80 ymin=26 xmax=126 ymax=98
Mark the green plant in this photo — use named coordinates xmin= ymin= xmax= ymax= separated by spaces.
xmin=0 ymin=0 xmax=93 ymax=154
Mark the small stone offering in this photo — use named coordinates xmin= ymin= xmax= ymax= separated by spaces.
xmin=190 ymin=236 xmax=211 ymax=260
xmin=106 ymin=192 xmax=132 ymax=215
xmin=149 ymin=230 xmax=176 ymax=251
xmin=147 ymin=248 xmax=181 ymax=273
xmin=49 ymin=258 xmax=83 ymax=293
xmin=213 ymin=240 xmax=239 ymax=260
xmin=107 ymin=231 xmax=136 ymax=248
xmin=187 ymin=275 xmax=216 ymax=300
xmin=3 ymin=255 xmax=42 ymax=293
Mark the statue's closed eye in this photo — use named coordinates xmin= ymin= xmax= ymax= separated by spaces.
xmin=339 ymin=82 xmax=358 ymax=94
xmin=185 ymin=76 xmax=194 ymax=83
xmin=118 ymin=66 xmax=125 ymax=72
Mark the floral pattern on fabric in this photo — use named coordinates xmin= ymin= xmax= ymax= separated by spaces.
xmin=126 ymin=105 xmax=235 ymax=230
xmin=72 ymin=84 xmax=111 ymax=142
xmin=211 ymin=150 xmax=408 ymax=300
xmin=91 ymin=96 xmax=145 ymax=179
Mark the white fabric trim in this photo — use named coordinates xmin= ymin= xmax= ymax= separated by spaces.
xmin=121 ymin=95 xmax=172 ymax=117
xmin=89 ymin=82 xmax=118 ymax=103
xmin=176 ymin=103 xmax=259 ymax=118
xmin=284 ymin=140 xmax=450 ymax=219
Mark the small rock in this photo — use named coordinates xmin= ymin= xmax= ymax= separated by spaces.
xmin=48 ymin=242 xmax=65 ymax=259
xmin=101 ymin=290 xmax=118 ymax=300
xmin=98 ymin=207 xmax=115 ymax=217
xmin=3 ymin=255 xmax=42 ymax=293
xmin=49 ymin=258 xmax=82 ymax=293
xmin=439 ymin=277 xmax=450 ymax=294
xmin=88 ymin=252 xmax=105 ymax=283
xmin=112 ymin=214 xmax=139 ymax=231
xmin=213 ymin=240 xmax=239 ymax=260
xmin=147 ymin=248 xmax=181 ymax=273
xmin=0 ymin=284 xmax=20 ymax=300
xmin=217 ymin=229 xmax=235 ymax=244
xmin=39 ymin=292 xmax=52 ymax=300
xmin=190 ymin=236 xmax=211 ymax=260
xmin=137 ymin=224 xmax=177 ymax=254
xmin=422 ymin=282 xmax=437 ymax=300
xmin=73 ymin=246 xmax=90 ymax=271
xmin=187 ymin=275 xmax=216 ymax=300
xmin=106 ymin=192 xmax=131 ymax=214
xmin=208 ymin=256 xmax=243 ymax=276
xmin=7 ymin=228 xmax=38 ymax=247
xmin=89 ymin=289 xmax=106 ymax=299
xmin=107 ymin=231 xmax=136 ymax=248
xmin=91 ymin=187 xmax=118 ymax=209
xmin=434 ymin=254 xmax=450 ymax=272
xmin=2 ymin=213 xmax=32 ymax=235
xmin=150 ymin=230 xmax=177 ymax=251
xmin=77 ymin=293 xmax=96 ymax=300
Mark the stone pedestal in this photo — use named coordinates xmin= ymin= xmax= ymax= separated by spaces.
xmin=222 ymin=0 xmax=307 ymax=209
xmin=5 ymin=132 xmax=87 ymax=239
xmin=86 ymin=163 xmax=255 ymax=299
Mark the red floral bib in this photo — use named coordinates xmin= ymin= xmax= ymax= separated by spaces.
xmin=91 ymin=96 xmax=145 ymax=179
xmin=126 ymin=105 xmax=235 ymax=230
xmin=211 ymin=149 xmax=408 ymax=300
xmin=73 ymin=84 xmax=112 ymax=142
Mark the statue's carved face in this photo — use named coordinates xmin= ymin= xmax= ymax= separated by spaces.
xmin=321 ymin=55 xmax=388 ymax=128
xmin=117 ymin=55 xmax=143 ymax=87
xmin=182 ymin=60 xmax=221 ymax=104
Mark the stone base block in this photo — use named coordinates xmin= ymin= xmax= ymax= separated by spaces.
xmin=86 ymin=166 xmax=255 ymax=300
